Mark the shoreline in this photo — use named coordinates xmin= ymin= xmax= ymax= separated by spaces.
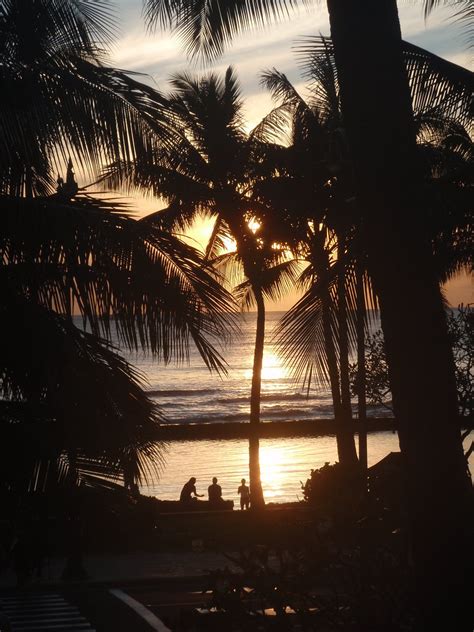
xmin=157 ymin=417 xmax=397 ymax=440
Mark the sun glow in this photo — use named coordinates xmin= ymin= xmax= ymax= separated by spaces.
xmin=245 ymin=351 xmax=287 ymax=381
xmin=259 ymin=444 xmax=290 ymax=500
xmin=248 ymin=218 xmax=261 ymax=233
xmin=261 ymin=351 xmax=287 ymax=380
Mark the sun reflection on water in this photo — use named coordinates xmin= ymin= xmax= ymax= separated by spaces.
xmin=260 ymin=444 xmax=289 ymax=500
xmin=141 ymin=434 xmax=402 ymax=504
xmin=244 ymin=351 xmax=288 ymax=382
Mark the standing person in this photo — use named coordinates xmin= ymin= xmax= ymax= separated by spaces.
xmin=180 ymin=477 xmax=203 ymax=504
xmin=238 ymin=478 xmax=250 ymax=510
xmin=208 ymin=477 xmax=223 ymax=507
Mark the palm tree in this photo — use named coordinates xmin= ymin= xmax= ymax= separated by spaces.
xmin=248 ymin=34 xmax=472 ymax=624
xmin=252 ymin=58 xmax=363 ymax=466
xmin=0 ymin=0 xmax=237 ymax=492
xmin=212 ymin=239 xmax=299 ymax=508
xmin=0 ymin=189 xmax=234 ymax=490
xmin=0 ymin=291 xmax=165 ymax=492
xmin=0 ymin=0 xmax=175 ymax=196
xmin=144 ymin=0 xmax=472 ymax=620
xmin=263 ymin=37 xmax=472 ymax=470
xmin=105 ymin=67 xmax=299 ymax=508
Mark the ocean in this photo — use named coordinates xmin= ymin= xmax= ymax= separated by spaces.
xmin=129 ymin=311 xmax=389 ymax=426
xmin=115 ymin=311 xmax=403 ymax=503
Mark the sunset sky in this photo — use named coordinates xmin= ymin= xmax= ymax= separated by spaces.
xmin=104 ymin=1 xmax=472 ymax=308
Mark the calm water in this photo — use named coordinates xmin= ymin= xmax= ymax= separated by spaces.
xmin=140 ymin=432 xmax=400 ymax=504
xmin=117 ymin=312 xmax=401 ymax=503
xmin=92 ymin=311 xmax=470 ymax=503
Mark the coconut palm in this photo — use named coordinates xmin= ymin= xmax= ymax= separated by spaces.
xmin=257 ymin=45 xmax=472 ymax=624
xmin=251 ymin=60 xmax=361 ymax=466
xmin=105 ymin=67 xmax=300 ymax=507
xmin=0 ymin=0 xmax=175 ymax=196
xmin=0 ymin=0 xmax=238 ymax=492
xmin=212 ymin=239 xmax=299 ymax=508
xmin=0 ymin=291 xmax=165 ymax=492
xmin=0 ymin=187 xmax=234 ymax=490
xmin=145 ymin=2 xmax=472 ymax=624
xmin=259 ymin=38 xmax=472 ymax=471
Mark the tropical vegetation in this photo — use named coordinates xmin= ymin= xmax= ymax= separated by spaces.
xmin=0 ymin=0 xmax=472 ymax=628
xmin=350 ymin=305 xmax=473 ymax=420
xmin=104 ymin=67 xmax=299 ymax=507
xmin=0 ymin=0 xmax=234 ymax=493
xmin=145 ymin=0 xmax=473 ymax=628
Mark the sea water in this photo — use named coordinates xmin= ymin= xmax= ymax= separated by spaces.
xmin=115 ymin=311 xmax=404 ymax=502
xmin=139 ymin=432 xmax=400 ymax=504
xmin=128 ymin=311 xmax=390 ymax=425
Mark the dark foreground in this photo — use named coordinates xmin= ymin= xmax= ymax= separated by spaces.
xmin=2 ymin=456 xmax=471 ymax=630
xmin=0 ymin=457 xmax=424 ymax=631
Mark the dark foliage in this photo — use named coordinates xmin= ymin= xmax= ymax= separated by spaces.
xmin=349 ymin=306 xmax=473 ymax=418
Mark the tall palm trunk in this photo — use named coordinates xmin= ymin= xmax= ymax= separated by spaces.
xmin=337 ymin=235 xmax=358 ymax=465
xmin=356 ymin=263 xmax=368 ymax=473
xmin=327 ymin=0 xmax=473 ymax=627
xmin=316 ymin=235 xmax=358 ymax=464
xmin=249 ymin=283 xmax=265 ymax=508
xmin=321 ymin=285 xmax=355 ymax=464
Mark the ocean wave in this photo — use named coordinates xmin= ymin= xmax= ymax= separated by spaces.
xmin=147 ymin=388 xmax=218 ymax=397
xmin=261 ymin=407 xmax=326 ymax=419
xmin=166 ymin=403 xmax=391 ymax=424
xmin=216 ymin=392 xmax=319 ymax=405
xmin=170 ymin=412 xmax=250 ymax=424
xmin=166 ymin=406 xmax=331 ymax=424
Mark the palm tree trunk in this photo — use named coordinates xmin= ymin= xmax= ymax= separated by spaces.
xmin=356 ymin=263 xmax=368 ymax=473
xmin=249 ymin=284 xmax=265 ymax=508
xmin=316 ymin=238 xmax=357 ymax=465
xmin=337 ymin=236 xmax=358 ymax=465
xmin=327 ymin=0 xmax=473 ymax=627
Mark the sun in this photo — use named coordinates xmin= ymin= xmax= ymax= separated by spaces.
xmin=261 ymin=351 xmax=287 ymax=381
xmin=244 ymin=350 xmax=287 ymax=381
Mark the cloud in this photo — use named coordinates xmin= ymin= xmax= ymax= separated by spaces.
xmin=108 ymin=4 xmax=330 ymax=89
xmin=110 ymin=1 xmax=470 ymax=109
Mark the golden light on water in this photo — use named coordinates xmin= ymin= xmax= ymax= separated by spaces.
xmin=262 ymin=352 xmax=287 ymax=380
xmin=245 ymin=351 xmax=288 ymax=381
xmin=141 ymin=434 xmax=404 ymax=503
xmin=259 ymin=444 xmax=288 ymax=499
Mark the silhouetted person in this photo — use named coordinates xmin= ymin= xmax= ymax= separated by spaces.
xmin=180 ymin=477 xmax=203 ymax=504
xmin=238 ymin=478 xmax=250 ymax=510
xmin=208 ymin=477 xmax=223 ymax=507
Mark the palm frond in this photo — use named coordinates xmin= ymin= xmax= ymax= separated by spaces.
xmin=205 ymin=216 xmax=234 ymax=260
xmin=0 ymin=292 xmax=167 ymax=490
xmin=0 ymin=194 xmax=235 ymax=371
xmin=210 ymin=250 xmax=244 ymax=290
xmin=296 ymin=36 xmax=473 ymax=134
xmin=273 ymin=282 xmax=332 ymax=388
xmin=0 ymin=0 xmax=118 ymax=57
xmin=144 ymin=0 xmax=307 ymax=61
xmin=260 ymin=256 xmax=302 ymax=303
xmin=0 ymin=0 xmax=176 ymax=190
xmin=403 ymin=41 xmax=473 ymax=132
